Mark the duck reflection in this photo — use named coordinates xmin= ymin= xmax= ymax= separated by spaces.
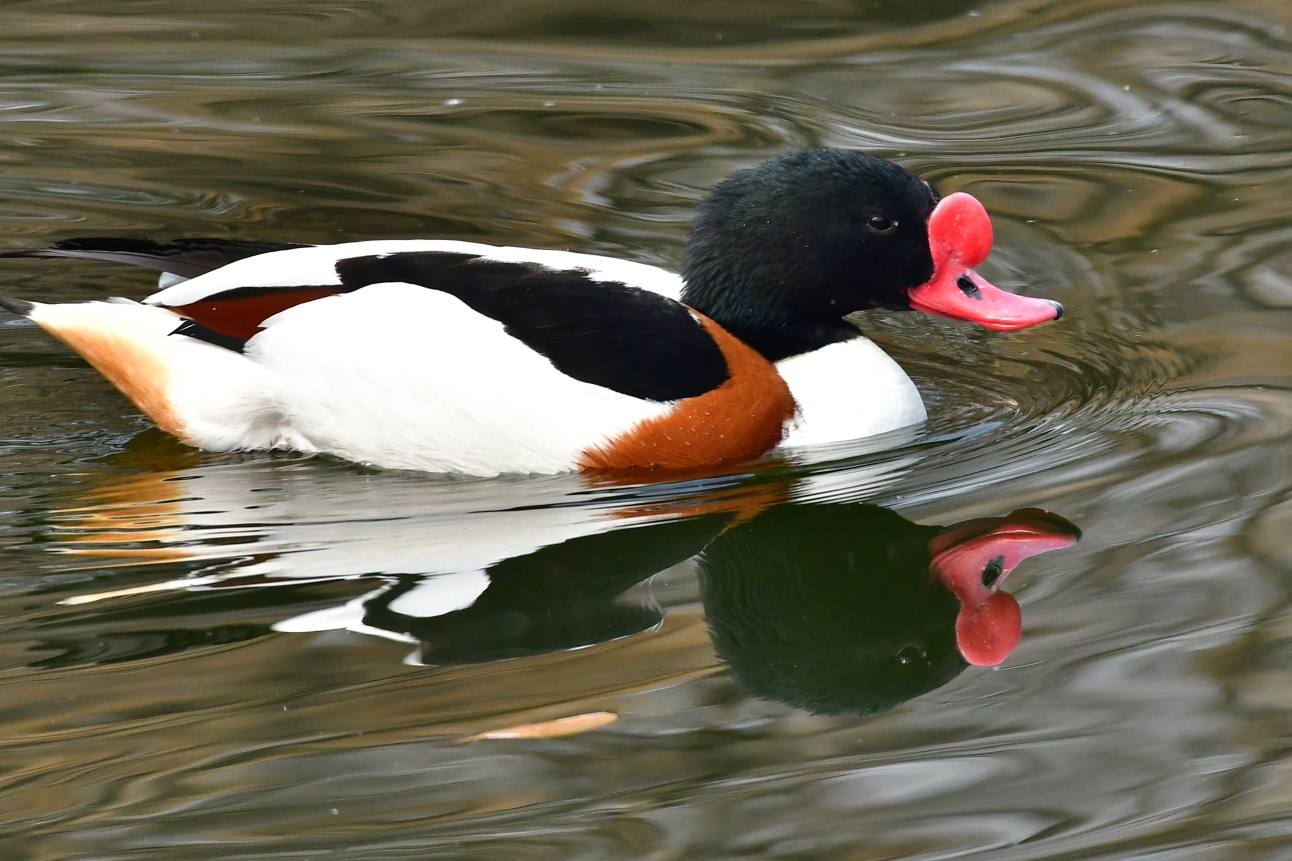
xmin=272 ymin=499 xmax=1078 ymax=715
xmin=699 ymin=504 xmax=1078 ymax=715
xmin=51 ymin=458 xmax=1077 ymax=716
xmin=350 ymin=516 xmax=727 ymax=663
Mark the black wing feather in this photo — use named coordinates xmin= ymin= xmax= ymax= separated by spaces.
xmin=169 ymin=319 xmax=250 ymax=353
xmin=0 ymin=238 xmax=304 ymax=278
xmin=337 ymin=251 xmax=729 ymax=402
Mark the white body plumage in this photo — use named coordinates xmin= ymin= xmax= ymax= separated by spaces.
xmin=21 ymin=240 xmax=927 ymax=475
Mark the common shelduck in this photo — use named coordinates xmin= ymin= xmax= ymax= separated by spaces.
xmin=0 ymin=149 xmax=1063 ymax=475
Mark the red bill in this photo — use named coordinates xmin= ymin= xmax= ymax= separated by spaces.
xmin=908 ymin=192 xmax=1063 ymax=331
xmin=929 ymin=508 xmax=1081 ymax=666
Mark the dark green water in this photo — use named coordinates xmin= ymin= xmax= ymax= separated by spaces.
xmin=2 ymin=1 xmax=1292 ymax=858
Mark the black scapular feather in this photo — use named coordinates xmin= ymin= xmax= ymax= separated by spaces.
xmin=338 ymin=251 xmax=730 ymax=402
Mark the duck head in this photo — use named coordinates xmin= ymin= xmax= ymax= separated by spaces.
xmin=682 ymin=149 xmax=1063 ymax=362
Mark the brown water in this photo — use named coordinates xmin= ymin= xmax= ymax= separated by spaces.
xmin=2 ymin=0 xmax=1292 ymax=858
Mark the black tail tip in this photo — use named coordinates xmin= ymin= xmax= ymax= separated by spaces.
xmin=0 ymin=296 xmax=35 ymax=316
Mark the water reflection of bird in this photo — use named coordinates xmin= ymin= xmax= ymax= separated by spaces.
xmin=1 ymin=150 xmax=1061 ymax=475
xmin=50 ymin=457 xmax=1077 ymax=715
xmin=280 ymin=501 xmax=1078 ymax=715
xmin=699 ymin=504 xmax=1079 ymax=715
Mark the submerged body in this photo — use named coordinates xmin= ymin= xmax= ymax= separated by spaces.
xmin=0 ymin=150 xmax=1062 ymax=475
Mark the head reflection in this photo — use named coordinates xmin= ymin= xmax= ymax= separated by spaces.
xmin=699 ymin=504 xmax=1079 ymax=715
xmin=308 ymin=500 xmax=1078 ymax=716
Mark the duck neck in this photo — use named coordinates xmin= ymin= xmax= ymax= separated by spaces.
xmin=679 ymin=277 xmax=862 ymax=363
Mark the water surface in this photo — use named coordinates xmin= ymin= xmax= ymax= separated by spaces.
xmin=2 ymin=1 xmax=1292 ymax=858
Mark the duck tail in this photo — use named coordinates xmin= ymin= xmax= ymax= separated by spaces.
xmin=5 ymin=297 xmax=301 ymax=455
xmin=8 ymin=299 xmax=192 ymax=440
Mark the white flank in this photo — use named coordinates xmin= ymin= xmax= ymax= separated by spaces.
xmin=146 ymin=240 xmax=685 ymax=306
xmin=247 ymin=282 xmax=668 ymax=474
xmin=775 ymin=337 xmax=926 ymax=447
xmin=33 ymin=285 xmax=670 ymax=474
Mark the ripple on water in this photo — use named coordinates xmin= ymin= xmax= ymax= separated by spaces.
xmin=2 ymin=1 xmax=1292 ymax=859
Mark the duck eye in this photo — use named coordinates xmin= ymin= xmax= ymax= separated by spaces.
xmin=866 ymin=215 xmax=896 ymax=234
xmin=896 ymin=644 xmax=926 ymax=666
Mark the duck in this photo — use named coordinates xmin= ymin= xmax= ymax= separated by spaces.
xmin=0 ymin=149 xmax=1063 ymax=475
